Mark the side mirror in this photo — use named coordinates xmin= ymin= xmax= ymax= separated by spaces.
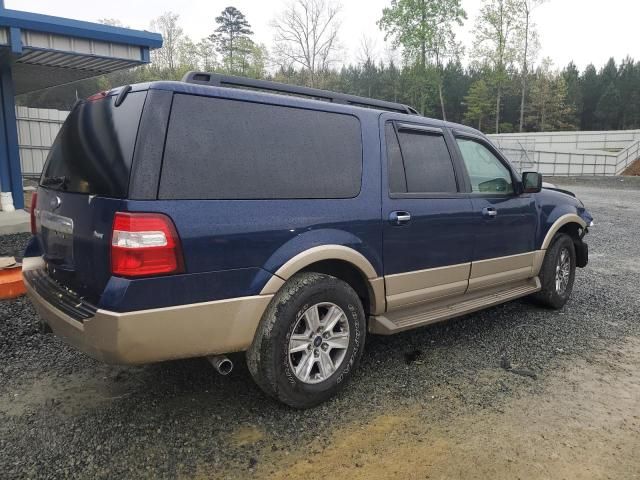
xmin=522 ymin=172 xmax=542 ymax=193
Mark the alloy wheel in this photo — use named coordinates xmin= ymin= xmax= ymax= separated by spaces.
xmin=288 ymin=302 xmax=350 ymax=384
xmin=555 ymin=247 xmax=571 ymax=294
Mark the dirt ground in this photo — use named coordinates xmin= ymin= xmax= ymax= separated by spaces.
xmin=244 ymin=339 xmax=640 ymax=480
xmin=622 ymin=159 xmax=640 ymax=176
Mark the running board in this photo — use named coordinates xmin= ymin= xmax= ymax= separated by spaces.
xmin=369 ymin=277 xmax=541 ymax=335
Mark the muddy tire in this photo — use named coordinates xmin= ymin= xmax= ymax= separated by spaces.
xmin=246 ymin=272 xmax=366 ymax=409
xmin=532 ymin=233 xmax=576 ymax=309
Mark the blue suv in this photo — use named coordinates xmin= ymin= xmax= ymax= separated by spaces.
xmin=23 ymin=72 xmax=593 ymax=408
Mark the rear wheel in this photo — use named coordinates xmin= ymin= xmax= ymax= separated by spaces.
xmin=532 ymin=233 xmax=576 ymax=309
xmin=247 ymin=272 xmax=366 ymax=408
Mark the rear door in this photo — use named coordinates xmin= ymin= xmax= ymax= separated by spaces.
xmin=35 ymin=90 xmax=147 ymax=303
xmin=381 ymin=116 xmax=475 ymax=311
xmin=452 ymin=133 xmax=538 ymax=292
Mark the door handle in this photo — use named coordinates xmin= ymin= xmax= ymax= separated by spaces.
xmin=389 ymin=211 xmax=411 ymax=225
xmin=482 ymin=207 xmax=498 ymax=218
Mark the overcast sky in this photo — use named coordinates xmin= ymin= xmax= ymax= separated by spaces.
xmin=8 ymin=0 xmax=640 ymax=71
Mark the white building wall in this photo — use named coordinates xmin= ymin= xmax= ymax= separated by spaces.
xmin=16 ymin=106 xmax=68 ymax=177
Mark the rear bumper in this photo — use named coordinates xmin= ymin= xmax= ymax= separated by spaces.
xmin=23 ymin=258 xmax=272 ymax=364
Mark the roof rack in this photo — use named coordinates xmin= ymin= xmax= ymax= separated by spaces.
xmin=182 ymin=71 xmax=420 ymax=115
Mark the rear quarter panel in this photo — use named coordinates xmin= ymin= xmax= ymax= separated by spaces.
xmin=102 ymin=106 xmax=383 ymax=312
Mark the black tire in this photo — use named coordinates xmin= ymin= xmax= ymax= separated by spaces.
xmin=532 ymin=233 xmax=576 ymax=309
xmin=246 ymin=272 xmax=366 ymax=409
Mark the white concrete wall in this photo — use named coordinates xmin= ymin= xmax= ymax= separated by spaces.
xmin=16 ymin=106 xmax=68 ymax=177
xmin=489 ymin=130 xmax=640 ymax=153
xmin=489 ymin=130 xmax=640 ymax=176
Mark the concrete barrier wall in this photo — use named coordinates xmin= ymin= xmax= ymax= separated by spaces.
xmin=489 ymin=130 xmax=640 ymax=153
xmin=16 ymin=106 xmax=68 ymax=177
xmin=489 ymin=131 xmax=640 ymax=176
xmin=498 ymin=147 xmax=619 ymax=176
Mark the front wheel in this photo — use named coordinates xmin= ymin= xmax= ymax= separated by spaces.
xmin=247 ymin=272 xmax=366 ymax=408
xmin=532 ymin=233 xmax=576 ymax=309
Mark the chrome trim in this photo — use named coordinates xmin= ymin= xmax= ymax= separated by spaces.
xmin=39 ymin=210 xmax=74 ymax=235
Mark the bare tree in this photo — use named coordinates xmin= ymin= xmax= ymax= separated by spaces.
xmin=272 ymin=0 xmax=342 ymax=87
xmin=357 ymin=35 xmax=377 ymax=66
xmin=517 ymin=0 xmax=544 ymax=132
xmin=150 ymin=12 xmax=185 ymax=73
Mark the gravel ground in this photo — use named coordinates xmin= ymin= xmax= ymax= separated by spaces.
xmin=1 ymin=178 xmax=639 ymax=479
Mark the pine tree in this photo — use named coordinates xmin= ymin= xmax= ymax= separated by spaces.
xmin=211 ymin=6 xmax=253 ymax=74
xmin=464 ymin=79 xmax=493 ymax=130
xmin=595 ymin=82 xmax=622 ymax=130
xmin=618 ymin=58 xmax=640 ymax=128
xmin=580 ymin=64 xmax=600 ymax=130
xmin=562 ymin=62 xmax=582 ymax=128
xmin=527 ymin=60 xmax=576 ymax=131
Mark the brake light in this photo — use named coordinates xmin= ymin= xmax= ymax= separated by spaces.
xmin=30 ymin=192 xmax=38 ymax=234
xmin=111 ymin=212 xmax=184 ymax=277
xmin=87 ymin=91 xmax=108 ymax=102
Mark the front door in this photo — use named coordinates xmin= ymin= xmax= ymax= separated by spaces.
xmin=453 ymin=134 xmax=538 ymax=292
xmin=380 ymin=117 xmax=475 ymax=311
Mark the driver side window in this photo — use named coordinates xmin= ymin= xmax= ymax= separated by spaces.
xmin=456 ymin=138 xmax=514 ymax=194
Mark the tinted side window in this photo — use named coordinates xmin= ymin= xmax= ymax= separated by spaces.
xmin=393 ymin=128 xmax=457 ymax=193
xmin=456 ymin=138 xmax=514 ymax=194
xmin=159 ymin=95 xmax=362 ymax=199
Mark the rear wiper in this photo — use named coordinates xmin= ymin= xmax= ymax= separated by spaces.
xmin=41 ymin=176 xmax=69 ymax=189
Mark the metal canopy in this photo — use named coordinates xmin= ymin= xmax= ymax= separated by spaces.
xmin=0 ymin=2 xmax=162 ymax=211
xmin=0 ymin=7 xmax=162 ymax=94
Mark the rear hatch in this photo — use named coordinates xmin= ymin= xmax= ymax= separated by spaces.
xmin=35 ymin=89 xmax=147 ymax=304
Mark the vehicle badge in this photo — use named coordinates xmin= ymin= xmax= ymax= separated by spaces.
xmin=50 ymin=196 xmax=61 ymax=210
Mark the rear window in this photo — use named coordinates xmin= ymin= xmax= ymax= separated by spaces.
xmin=159 ymin=94 xmax=363 ymax=200
xmin=40 ymin=91 xmax=146 ymax=197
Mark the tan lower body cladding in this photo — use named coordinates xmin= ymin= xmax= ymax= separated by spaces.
xmin=384 ymin=251 xmax=541 ymax=312
xmin=23 ymin=268 xmax=273 ymax=364
xmin=373 ymin=250 xmax=545 ymax=334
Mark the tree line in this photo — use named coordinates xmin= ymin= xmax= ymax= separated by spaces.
xmin=18 ymin=0 xmax=640 ymax=133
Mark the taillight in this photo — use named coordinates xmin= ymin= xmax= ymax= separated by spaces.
xmin=30 ymin=192 xmax=38 ymax=235
xmin=111 ymin=212 xmax=184 ymax=277
xmin=87 ymin=91 xmax=108 ymax=102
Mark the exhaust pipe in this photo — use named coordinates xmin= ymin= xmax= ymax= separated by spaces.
xmin=207 ymin=355 xmax=233 ymax=375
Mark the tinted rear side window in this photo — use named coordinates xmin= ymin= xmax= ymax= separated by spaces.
xmin=40 ymin=92 xmax=146 ymax=197
xmin=159 ymin=95 xmax=363 ymax=200
xmin=396 ymin=129 xmax=457 ymax=193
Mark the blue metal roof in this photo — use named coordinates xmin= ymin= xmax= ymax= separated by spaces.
xmin=0 ymin=7 xmax=162 ymax=49
xmin=0 ymin=4 xmax=163 ymax=94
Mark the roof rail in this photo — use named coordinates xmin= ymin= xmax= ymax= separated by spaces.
xmin=181 ymin=71 xmax=419 ymax=115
